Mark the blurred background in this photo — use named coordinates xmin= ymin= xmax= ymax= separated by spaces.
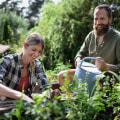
xmin=0 ymin=0 xmax=120 ymax=71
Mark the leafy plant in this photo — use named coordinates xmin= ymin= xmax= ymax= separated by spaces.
xmin=46 ymin=62 xmax=72 ymax=82
xmin=1 ymin=71 xmax=120 ymax=120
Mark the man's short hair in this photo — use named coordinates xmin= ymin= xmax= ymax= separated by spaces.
xmin=95 ymin=4 xmax=112 ymax=18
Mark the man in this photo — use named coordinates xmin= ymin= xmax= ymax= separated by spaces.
xmin=58 ymin=4 xmax=120 ymax=88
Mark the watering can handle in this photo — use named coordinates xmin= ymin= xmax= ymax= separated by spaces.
xmin=79 ymin=57 xmax=99 ymax=68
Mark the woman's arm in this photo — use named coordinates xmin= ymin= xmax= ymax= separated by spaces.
xmin=0 ymin=83 xmax=35 ymax=103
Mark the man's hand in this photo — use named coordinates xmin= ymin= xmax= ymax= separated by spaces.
xmin=95 ymin=57 xmax=109 ymax=71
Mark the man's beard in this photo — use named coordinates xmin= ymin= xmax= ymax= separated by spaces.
xmin=93 ymin=23 xmax=110 ymax=36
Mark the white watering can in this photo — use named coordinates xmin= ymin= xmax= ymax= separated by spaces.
xmin=74 ymin=57 xmax=105 ymax=96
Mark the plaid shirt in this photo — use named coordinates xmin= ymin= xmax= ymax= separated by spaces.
xmin=0 ymin=53 xmax=50 ymax=93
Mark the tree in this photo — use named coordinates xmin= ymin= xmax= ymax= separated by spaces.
xmin=24 ymin=0 xmax=48 ymax=29
xmin=31 ymin=0 xmax=94 ymax=69
xmin=0 ymin=0 xmax=46 ymax=30
xmin=0 ymin=9 xmax=29 ymax=55
xmin=30 ymin=0 xmax=120 ymax=70
xmin=0 ymin=9 xmax=29 ymax=43
xmin=1 ymin=17 xmax=14 ymax=45
xmin=0 ymin=0 xmax=24 ymax=16
xmin=26 ymin=0 xmax=44 ymax=19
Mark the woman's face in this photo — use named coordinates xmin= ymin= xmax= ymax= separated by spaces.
xmin=24 ymin=44 xmax=43 ymax=62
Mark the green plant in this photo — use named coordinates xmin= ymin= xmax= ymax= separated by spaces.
xmin=1 ymin=71 xmax=120 ymax=120
xmin=2 ymin=89 xmax=66 ymax=120
xmin=1 ymin=17 xmax=14 ymax=45
xmin=46 ymin=62 xmax=72 ymax=82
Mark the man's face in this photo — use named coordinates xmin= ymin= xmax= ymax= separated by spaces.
xmin=93 ymin=8 xmax=112 ymax=36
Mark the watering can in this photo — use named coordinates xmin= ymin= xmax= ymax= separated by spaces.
xmin=73 ymin=57 xmax=105 ymax=96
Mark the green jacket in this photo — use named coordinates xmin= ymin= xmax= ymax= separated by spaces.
xmin=75 ymin=28 xmax=120 ymax=71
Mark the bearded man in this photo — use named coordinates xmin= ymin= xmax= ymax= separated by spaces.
xmin=58 ymin=4 xmax=120 ymax=88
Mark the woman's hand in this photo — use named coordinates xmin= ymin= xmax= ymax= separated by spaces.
xmin=0 ymin=83 xmax=35 ymax=103
xmin=22 ymin=93 xmax=35 ymax=103
xmin=52 ymin=89 xmax=61 ymax=97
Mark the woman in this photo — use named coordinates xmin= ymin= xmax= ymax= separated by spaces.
xmin=0 ymin=33 xmax=60 ymax=101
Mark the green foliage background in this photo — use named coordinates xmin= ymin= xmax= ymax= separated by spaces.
xmin=1 ymin=0 xmax=120 ymax=70
xmin=1 ymin=17 xmax=14 ymax=45
xmin=31 ymin=0 xmax=120 ymax=70
xmin=0 ymin=0 xmax=120 ymax=119
xmin=0 ymin=10 xmax=29 ymax=57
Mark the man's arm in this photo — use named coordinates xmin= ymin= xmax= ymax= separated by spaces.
xmin=95 ymin=57 xmax=119 ymax=72
xmin=107 ymin=64 xmax=119 ymax=72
